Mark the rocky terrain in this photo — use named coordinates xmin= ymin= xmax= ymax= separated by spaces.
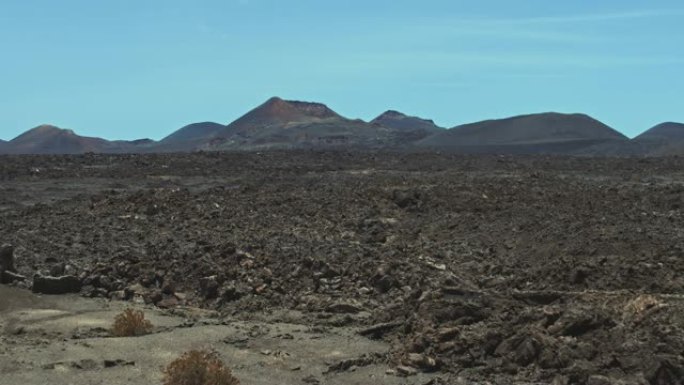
xmin=1 ymin=151 xmax=684 ymax=384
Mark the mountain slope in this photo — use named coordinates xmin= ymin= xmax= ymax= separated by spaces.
xmin=6 ymin=125 xmax=112 ymax=154
xmin=417 ymin=112 xmax=628 ymax=154
xmin=371 ymin=110 xmax=444 ymax=132
xmin=160 ymin=122 xmax=226 ymax=144
xmin=203 ymin=97 xmax=404 ymax=150
xmin=583 ymin=122 xmax=684 ymax=156
xmin=151 ymin=122 xmax=227 ymax=152
xmin=371 ymin=110 xmax=445 ymax=141
xmin=2 ymin=125 xmax=152 ymax=154
xmin=635 ymin=122 xmax=684 ymax=141
xmin=636 ymin=122 xmax=684 ymax=155
xmin=216 ymin=97 xmax=343 ymax=137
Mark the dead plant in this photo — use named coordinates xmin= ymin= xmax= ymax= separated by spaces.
xmin=111 ymin=308 xmax=153 ymax=337
xmin=162 ymin=350 xmax=240 ymax=385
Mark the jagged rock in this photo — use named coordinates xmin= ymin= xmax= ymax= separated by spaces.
xmin=98 ymin=275 xmax=113 ymax=291
xmin=0 ymin=244 xmax=15 ymax=272
xmin=395 ymin=365 xmax=418 ymax=376
xmin=109 ymin=290 xmax=127 ymax=301
xmin=32 ymin=274 xmax=82 ymax=294
xmin=549 ymin=310 xmax=615 ymax=337
xmin=358 ymin=321 xmax=402 ymax=339
xmin=403 ymin=353 xmax=439 ymax=372
xmin=199 ymin=275 xmax=219 ymax=299
xmin=125 ymin=283 xmax=146 ymax=298
xmin=144 ymin=289 xmax=163 ymax=304
xmin=646 ymin=356 xmax=684 ymax=385
xmin=391 ymin=189 xmax=421 ymax=209
xmin=587 ymin=374 xmax=649 ymax=385
xmin=103 ymin=359 xmax=135 ymax=368
xmin=551 ymin=375 xmax=570 ymax=385
xmin=0 ymin=244 xmax=17 ymax=284
xmin=219 ymin=284 xmax=243 ymax=302
xmin=326 ymin=301 xmax=364 ymax=314
xmin=495 ymin=332 xmax=545 ymax=367
xmin=2 ymin=270 xmax=26 ymax=283
xmin=370 ymin=266 xmax=396 ymax=293
xmin=156 ymin=295 xmax=180 ymax=309
xmin=48 ymin=262 xmax=66 ymax=277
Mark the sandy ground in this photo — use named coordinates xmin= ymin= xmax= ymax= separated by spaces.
xmin=0 ymin=286 xmax=439 ymax=385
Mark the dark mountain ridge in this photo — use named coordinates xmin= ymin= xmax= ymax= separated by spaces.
xmin=2 ymin=99 xmax=681 ymax=156
xmin=635 ymin=122 xmax=684 ymax=156
xmin=371 ymin=110 xmax=444 ymax=132
xmin=417 ymin=112 xmax=628 ymax=154
xmin=160 ymin=122 xmax=226 ymax=144
xmin=2 ymin=125 xmax=153 ymax=154
xmin=200 ymin=97 xmax=404 ymax=151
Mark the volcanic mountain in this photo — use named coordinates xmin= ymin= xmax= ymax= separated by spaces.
xmin=417 ymin=112 xmax=628 ymax=154
xmin=634 ymin=122 xmax=684 ymax=155
xmin=372 ymin=110 xmax=444 ymax=132
xmin=636 ymin=122 xmax=684 ymax=142
xmin=1 ymin=125 xmax=153 ymax=154
xmin=153 ymin=122 xmax=226 ymax=152
xmin=371 ymin=110 xmax=445 ymax=141
xmin=199 ymin=97 xmax=404 ymax=150
xmin=579 ymin=121 xmax=684 ymax=156
xmin=160 ymin=122 xmax=226 ymax=144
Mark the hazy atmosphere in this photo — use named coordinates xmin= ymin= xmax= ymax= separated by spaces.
xmin=1 ymin=0 xmax=683 ymax=140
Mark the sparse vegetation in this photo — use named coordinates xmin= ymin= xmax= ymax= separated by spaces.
xmin=623 ymin=294 xmax=665 ymax=324
xmin=111 ymin=308 xmax=153 ymax=337
xmin=162 ymin=350 xmax=240 ymax=385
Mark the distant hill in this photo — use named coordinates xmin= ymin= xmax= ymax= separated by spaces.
xmin=2 ymin=103 xmax=680 ymax=156
xmin=152 ymin=122 xmax=226 ymax=152
xmin=372 ymin=110 xmax=444 ymax=132
xmin=635 ymin=122 xmax=684 ymax=142
xmin=371 ymin=110 xmax=444 ymax=141
xmin=1 ymin=125 xmax=153 ymax=154
xmin=636 ymin=122 xmax=684 ymax=156
xmin=417 ymin=112 xmax=628 ymax=154
xmin=202 ymin=97 xmax=407 ymax=150
xmin=5 ymin=125 xmax=113 ymax=154
xmin=160 ymin=122 xmax=226 ymax=144
xmin=578 ymin=122 xmax=684 ymax=156
xmin=217 ymin=97 xmax=343 ymax=137
xmin=124 ymin=138 xmax=156 ymax=146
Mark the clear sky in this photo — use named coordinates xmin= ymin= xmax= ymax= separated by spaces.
xmin=1 ymin=0 xmax=682 ymax=140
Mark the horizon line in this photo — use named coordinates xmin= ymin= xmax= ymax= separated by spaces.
xmin=3 ymin=97 xmax=679 ymax=142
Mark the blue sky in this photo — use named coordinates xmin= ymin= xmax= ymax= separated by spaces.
xmin=1 ymin=0 xmax=682 ymax=140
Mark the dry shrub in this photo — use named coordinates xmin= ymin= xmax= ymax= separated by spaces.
xmin=111 ymin=308 xmax=153 ymax=337
xmin=623 ymin=294 xmax=666 ymax=324
xmin=163 ymin=350 xmax=240 ymax=385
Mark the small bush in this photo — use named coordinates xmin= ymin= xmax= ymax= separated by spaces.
xmin=623 ymin=294 xmax=665 ymax=324
xmin=111 ymin=308 xmax=153 ymax=337
xmin=163 ymin=350 xmax=240 ymax=385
